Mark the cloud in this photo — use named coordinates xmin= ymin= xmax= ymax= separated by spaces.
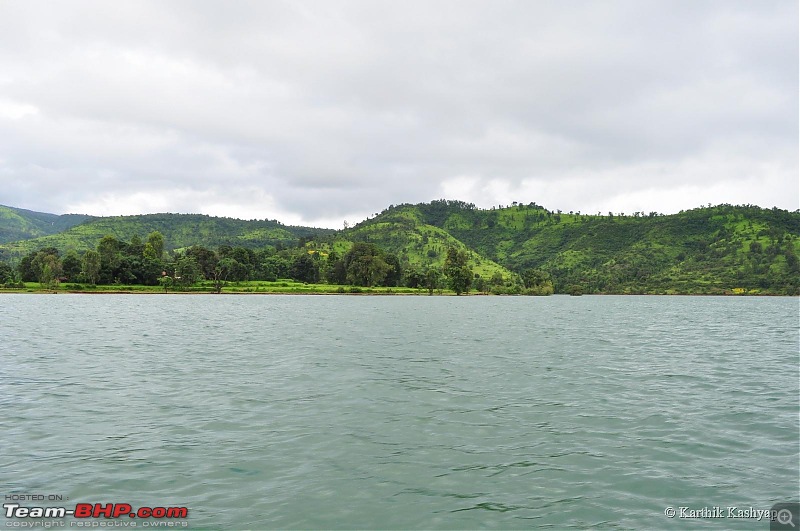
xmin=0 ymin=0 xmax=796 ymax=227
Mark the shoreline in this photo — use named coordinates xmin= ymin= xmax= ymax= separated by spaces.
xmin=0 ymin=289 xmax=795 ymax=297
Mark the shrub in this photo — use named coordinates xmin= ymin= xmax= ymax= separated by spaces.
xmin=566 ymin=284 xmax=584 ymax=296
xmin=524 ymin=285 xmax=554 ymax=296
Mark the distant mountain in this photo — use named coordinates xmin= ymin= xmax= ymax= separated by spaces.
xmin=0 ymin=205 xmax=94 ymax=244
xmin=0 ymin=212 xmax=333 ymax=259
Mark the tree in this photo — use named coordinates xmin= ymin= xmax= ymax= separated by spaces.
xmin=490 ymin=271 xmax=505 ymax=289
xmin=212 ymin=257 xmax=237 ymax=293
xmin=145 ymin=231 xmax=165 ymax=260
xmin=174 ymin=256 xmax=202 ymax=288
xmin=566 ymin=284 xmax=584 ymax=296
xmin=443 ymin=247 xmax=472 ymax=295
xmin=521 ymin=268 xmax=554 ymax=295
xmin=225 ymin=258 xmax=250 ymax=281
xmin=97 ymin=235 xmax=122 ymax=283
xmin=473 ymin=275 xmax=487 ymax=294
xmin=61 ymin=251 xmax=82 ymax=282
xmin=404 ymin=266 xmax=425 ymax=289
xmin=158 ymin=273 xmax=173 ymax=293
xmin=344 ymin=243 xmax=391 ymax=286
xmin=326 ymin=256 xmax=348 ymax=284
xmin=16 ymin=251 xmax=38 ymax=282
xmin=382 ymin=252 xmax=402 ymax=287
xmin=128 ymin=235 xmax=144 ymax=257
xmin=138 ymin=257 xmax=165 ymax=286
xmin=185 ymin=245 xmax=218 ymax=279
xmin=143 ymin=243 xmax=158 ymax=261
xmin=424 ymin=266 xmax=441 ymax=295
xmin=229 ymin=247 xmax=255 ymax=280
xmin=82 ymin=250 xmax=101 ymax=285
xmin=17 ymin=248 xmax=59 ymax=282
xmin=291 ymin=253 xmax=319 ymax=283
xmin=261 ymin=254 xmax=291 ymax=281
xmin=32 ymin=251 xmax=62 ymax=289
xmin=114 ymin=255 xmax=140 ymax=284
xmin=786 ymin=249 xmax=800 ymax=275
xmin=0 ymin=260 xmax=15 ymax=284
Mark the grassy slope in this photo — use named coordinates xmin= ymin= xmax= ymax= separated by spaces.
xmin=321 ymin=205 xmax=513 ymax=280
xmin=0 ymin=205 xmax=93 ymax=244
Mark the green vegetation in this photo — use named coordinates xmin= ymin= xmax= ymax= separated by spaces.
xmin=521 ymin=268 xmax=555 ymax=296
xmin=0 ymin=212 xmax=333 ymax=260
xmin=0 ymin=230 xmax=468 ymax=295
xmin=0 ymin=205 xmax=93 ymax=244
xmin=0 ymin=280 xmax=435 ymax=295
xmin=1 ymin=200 xmax=798 ymax=295
xmin=443 ymin=247 xmax=472 ymax=295
xmin=365 ymin=200 xmax=799 ymax=295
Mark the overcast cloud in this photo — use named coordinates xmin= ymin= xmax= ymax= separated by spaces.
xmin=0 ymin=0 xmax=796 ymax=228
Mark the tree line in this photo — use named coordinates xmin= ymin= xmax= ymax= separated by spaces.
xmin=0 ymin=231 xmax=557 ymax=295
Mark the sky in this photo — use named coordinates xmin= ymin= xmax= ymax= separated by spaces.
xmin=0 ymin=0 xmax=797 ymax=229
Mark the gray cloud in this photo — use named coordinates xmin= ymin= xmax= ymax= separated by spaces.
xmin=0 ymin=0 xmax=796 ymax=227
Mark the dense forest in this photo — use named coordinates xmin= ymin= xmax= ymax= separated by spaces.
xmin=1 ymin=232 xmax=489 ymax=296
xmin=0 ymin=200 xmax=797 ymax=295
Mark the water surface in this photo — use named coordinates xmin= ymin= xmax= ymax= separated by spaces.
xmin=1 ymin=294 xmax=798 ymax=529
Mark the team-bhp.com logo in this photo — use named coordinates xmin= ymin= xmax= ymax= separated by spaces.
xmin=4 ymin=502 xmax=188 ymax=519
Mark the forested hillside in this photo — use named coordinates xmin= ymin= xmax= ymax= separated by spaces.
xmin=354 ymin=201 xmax=800 ymax=294
xmin=1 ymin=201 xmax=797 ymax=294
xmin=314 ymin=206 xmax=513 ymax=282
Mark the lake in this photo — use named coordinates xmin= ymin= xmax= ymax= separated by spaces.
xmin=1 ymin=294 xmax=798 ymax=529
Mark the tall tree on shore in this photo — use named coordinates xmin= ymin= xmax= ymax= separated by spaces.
xmin=97 ymin=235 xmax=122 ymax=283
xmin=344 ymin=243 xmax=391 ymax=287
xmin=32 ymin=251 xmax=62 ymax=289
xmin=443 ymin=247 xmax=472 ymax=295
xmin=61 ymin=250 xmax=82 ymax=281
xmin=0 ymin=260 xmax=14 ymax=284
xmin=81 ymin=250 xmax=101 ymax=285
xmin=424 ymin=266 xmax=441 ymax=295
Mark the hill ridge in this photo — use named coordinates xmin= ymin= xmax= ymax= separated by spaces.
xmin=1 ymin=200 xmax=798 ymax=294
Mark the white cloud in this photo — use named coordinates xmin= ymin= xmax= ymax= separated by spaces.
xmin=0 ymin=0 xmax=796 ymax=225
xmin=0 ymin=99 xmax=39 ymax=120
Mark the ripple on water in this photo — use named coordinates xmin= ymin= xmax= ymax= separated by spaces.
xmin=0 ymin=294 xmax=797 ymax=529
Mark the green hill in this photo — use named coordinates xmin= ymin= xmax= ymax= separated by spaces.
xmin=0 ymin=205 xmax=94 ymax=244
xmin=374 ymin=200 xmax=800 ymax=294
xmin=1 ymin=200 xmax=797 ymax=294
xmin=323 ymin=205 xmax=513 ymax=280
xmin=0 ymin=213 xmax=333 ymax=260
